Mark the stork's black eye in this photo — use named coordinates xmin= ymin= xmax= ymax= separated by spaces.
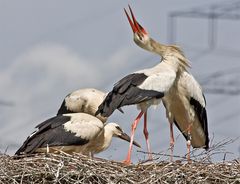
xmin=116 ymin=126 xmax=123 ymax=132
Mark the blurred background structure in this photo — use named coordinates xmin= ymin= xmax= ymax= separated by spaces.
xmin=0 ymin=0 xmax=239 ymax=162
xmin=168 ymin=0 xmax=240 ymax=96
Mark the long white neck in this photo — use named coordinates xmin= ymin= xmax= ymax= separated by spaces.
xmin=142 ymin=38 xmax=190 ymax=72
xmin=100 ymin=126 xmax=114 ymax=151
xmin=149 ymin=38 xmax=168 ymax=56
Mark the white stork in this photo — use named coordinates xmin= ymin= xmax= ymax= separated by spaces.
xmin=124 ymin=6 xmax=209 ymax=161
xmin=96 ymin=12 xmax=192 ymax=165
xmin=15 ymin=113 xmax=140 ymax=157
xmin=57 ymin=88 xmax=123 ymax=122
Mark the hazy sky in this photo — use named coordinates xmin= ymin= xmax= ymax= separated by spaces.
xmin=0 ymin=0 xmax=239 ymax=163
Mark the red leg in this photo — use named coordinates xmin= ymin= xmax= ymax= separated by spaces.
xmin=169 ymin=121 xmax=175 ymax=162
xmin=143 ymin=111 xmax=153 ymax=160
xmin=123 ymin=111 xmax=144 ymax=165
xmin=186 ymin=124 xmax=192 ymax=162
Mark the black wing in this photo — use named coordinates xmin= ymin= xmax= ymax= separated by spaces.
xmin=190 ymin=96 xmax=209 ymax=149
xmin=173 ymin=96 xmax=209 ymax=150
xmin=15 ymin=115 xmax=89 ymax=155
xmin=96 ymin=73 xmax=164 ymax=117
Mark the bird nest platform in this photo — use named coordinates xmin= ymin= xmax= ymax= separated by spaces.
xmin=0 ymin=151 xmax=239 ymax=184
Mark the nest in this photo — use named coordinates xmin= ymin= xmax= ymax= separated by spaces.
xmin=0 ymin=153 xmax=239 ymax=184
xmin=1 ymin=139 xmax=239 ymax=183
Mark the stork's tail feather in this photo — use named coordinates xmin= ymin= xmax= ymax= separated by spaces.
xmin=14 ymin=137 xmax=37 ymax=155
xmin=15 ymin=139 xmax=31 ymax=155
xmin=15 ymin=147 xmax=24 ymax=155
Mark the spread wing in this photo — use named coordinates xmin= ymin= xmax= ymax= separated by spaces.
xmin=96 ymin=70 xmax=176 ymax=117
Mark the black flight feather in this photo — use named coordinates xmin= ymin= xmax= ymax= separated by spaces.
xmin=96 ymin=73 xmax=164 ymax=117
xmin=190 ymin=96 xmax=209 ymax=150
xmin=15 ymin=115 xmax=89 ymax=155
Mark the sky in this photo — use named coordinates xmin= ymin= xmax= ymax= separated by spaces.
xmin=0 ymin=0 xmax=239 ymax=163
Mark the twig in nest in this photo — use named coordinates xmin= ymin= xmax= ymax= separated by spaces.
xmin=0 ymin=138 xmax=239 ymax=184
xmin=138 ymin=137 xmax=239 ymax=164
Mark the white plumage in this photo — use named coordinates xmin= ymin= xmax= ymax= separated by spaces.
xmin=136 ymin=63 xmax=176 ymax=93
xmin=163 ymin=71 xmax=208 ymax=150
xmin=63 ymin=113 xmax=103 ymax=141
xmin=57 ymin=88 xmax=108 ymax=122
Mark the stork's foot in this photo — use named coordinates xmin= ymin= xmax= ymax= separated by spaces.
xmin=148 ymin=153 xmax=153 ymax=161
xmin=122 ymin=159 xmax=132 ymax=165
xmin=122 ymin=152 xmax=132 ymax=165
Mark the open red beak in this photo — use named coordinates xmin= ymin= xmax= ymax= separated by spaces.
xmin=124 ymin=5 xmax=147 ymax=35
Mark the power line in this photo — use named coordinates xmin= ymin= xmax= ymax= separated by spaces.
xmin=168 ymin=0 xmax=240 ymax=95
xmin=168 ymin=0 xmax=240 ymax=49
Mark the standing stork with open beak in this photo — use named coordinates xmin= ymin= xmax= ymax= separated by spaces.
xmin=96 ymin=8 xmax=194 ymax=165
xmin=124 ymin=6 xmax=209 ymax=161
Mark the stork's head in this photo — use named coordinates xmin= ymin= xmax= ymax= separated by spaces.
xmin=106 ymin=123 xmax=141 ymax=148
xmin=124 ymin=5 xmax=153 ymax=52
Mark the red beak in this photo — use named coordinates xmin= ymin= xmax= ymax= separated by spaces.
xmin=124 ymin=5 xmax=147 ymax=35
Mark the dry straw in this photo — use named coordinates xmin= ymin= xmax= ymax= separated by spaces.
xmin=0 ymin=138 xmax=239 ymax=183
